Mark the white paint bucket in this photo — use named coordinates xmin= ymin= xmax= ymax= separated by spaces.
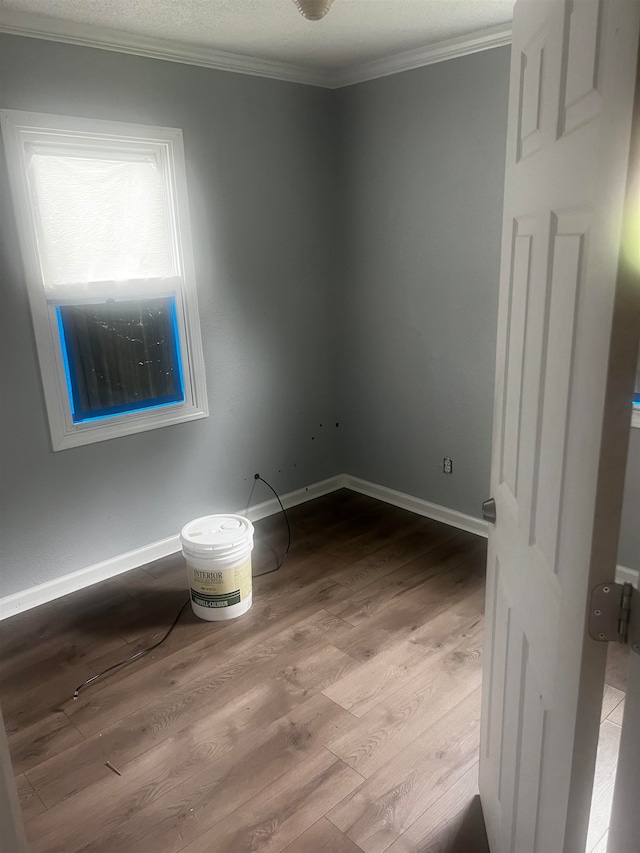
xmin=180 ymin=514 xmax=254 ymax=621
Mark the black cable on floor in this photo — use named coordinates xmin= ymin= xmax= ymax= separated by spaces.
xmin=72 ymin=476 xmax=291 ymax=699
xmin=251 ymin=473 xmax=291 ymax=577
xmin=73 ymin=599 xmax=190 ymax=699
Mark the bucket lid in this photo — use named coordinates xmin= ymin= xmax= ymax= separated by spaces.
xmin=181 ymin=514 xmax=254 ymax=551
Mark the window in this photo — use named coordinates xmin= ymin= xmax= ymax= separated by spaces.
xmin=1 ymin=110 xmax=208 ymax=450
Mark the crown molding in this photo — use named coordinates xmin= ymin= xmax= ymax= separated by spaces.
xmin=0 ymin=9 xmax=334 ymax=88
xmin=0 ymin=9 xmax=512 ymax=90
xmin=331 ymin=22 xmax=513 ymax=88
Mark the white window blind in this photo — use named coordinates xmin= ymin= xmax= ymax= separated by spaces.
xmin=28 ymin=152 xmax=175 ymax=287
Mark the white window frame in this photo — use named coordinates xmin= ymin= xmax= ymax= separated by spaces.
xmin=1 ymin=110 xmax=208 ymax=450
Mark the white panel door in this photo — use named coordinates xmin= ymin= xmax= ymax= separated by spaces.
xmin=479 ymin=1 xmax=640 ymax=852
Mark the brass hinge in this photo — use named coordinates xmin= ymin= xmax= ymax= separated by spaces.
xmin=588 ymin=582 xmax=639 ymax=654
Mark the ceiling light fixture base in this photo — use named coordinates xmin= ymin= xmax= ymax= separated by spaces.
xmin=293 ymin=0 xmax=336 ymax=21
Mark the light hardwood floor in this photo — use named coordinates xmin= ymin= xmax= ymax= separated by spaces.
xmin=0 ymin=490 xmax=624 ymax=852
xmin=585 ymin=644 xmax=629 ymax=853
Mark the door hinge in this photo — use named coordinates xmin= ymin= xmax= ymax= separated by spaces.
xmin=589 ymin=582 xmax=639 ymax=654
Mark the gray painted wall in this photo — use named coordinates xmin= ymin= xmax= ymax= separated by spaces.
xmin=0 ymin=35 xmax=343 ymax=597
xmin=334 ymin=45 xmax=638 ymax=571
xmin=335 ymin=46 xmax=639 ymax=570
xmin=1 ymin=36 xmax=637 ymax=599
xmin=336 ymin=48 xmax=510 ymax=520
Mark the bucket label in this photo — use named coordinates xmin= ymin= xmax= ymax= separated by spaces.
xmin=188 ymin=558 xmax=252 ymax=609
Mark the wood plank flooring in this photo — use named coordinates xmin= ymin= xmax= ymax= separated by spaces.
xmin=0 ymin=491 xmax=488 ymax=852
xmin=0 ymin=488 xmax=623 ymax=852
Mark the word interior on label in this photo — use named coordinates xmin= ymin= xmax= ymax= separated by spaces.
xmin=192 ymin=569 xmax=224 ymax=584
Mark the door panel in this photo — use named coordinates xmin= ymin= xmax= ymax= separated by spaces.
xmin=517 ymin=27 xmax=546 ymax=160
xmin=479 ymin=1 xmax=640 ymax=851
xmin=559 ymin=0 xmax=604 ymax=136
xmin=500 ymin=216 xmax=534 ymax=501
xmin=532 ymin=210 xmax=587 ymax=571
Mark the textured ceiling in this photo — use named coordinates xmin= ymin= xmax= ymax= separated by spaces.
xmin=0 ymin=0 xmax=515 ymax=70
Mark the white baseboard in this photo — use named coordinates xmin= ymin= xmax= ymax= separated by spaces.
xmin=240 ymin=474 xmax=347 ymax=522
xmin=0 ymin=474 xmax=346 ymax=621
xmin=615 ymin=564 xmax=640 ymax=588
xmin=0 ymin=533 xmax=182 ymax=622
xmin=2 ymin=472 xmax=631 ymax=621
xmin=343 ymin=475 xmax=488 ymax=538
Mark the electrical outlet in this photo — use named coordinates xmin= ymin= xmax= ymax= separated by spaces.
xmin=443 ymin=457 xmax=453 ymax=474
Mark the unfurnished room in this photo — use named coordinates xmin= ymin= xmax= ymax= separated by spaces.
xmin=0 ymin=1 xmax=639 ymax=852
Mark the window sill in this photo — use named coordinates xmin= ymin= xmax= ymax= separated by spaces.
xmin=52 ymin=405 xmax=208 ymax=451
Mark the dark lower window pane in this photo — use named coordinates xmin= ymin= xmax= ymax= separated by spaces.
xmin=57 ymin=297 xmax=184 ymax=423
